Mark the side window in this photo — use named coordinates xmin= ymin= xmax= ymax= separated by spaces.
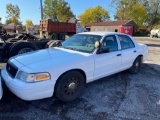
xmin=101 ymin=35 xmax=118 ymax=52
xmin=118 ymin=35 xmax=135 ymax=50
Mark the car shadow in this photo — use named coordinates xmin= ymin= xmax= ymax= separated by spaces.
xmin=146 ymin=44 xmax=160 ymax=47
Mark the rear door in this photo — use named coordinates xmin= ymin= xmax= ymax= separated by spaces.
xmin=117 ymin=35 xmax=137 ymax=70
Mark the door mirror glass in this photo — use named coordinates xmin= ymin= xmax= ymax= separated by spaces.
xmin=95 ymin=41 xmax=100 ymax=48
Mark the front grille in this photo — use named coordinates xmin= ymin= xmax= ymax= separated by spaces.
xmin=6 ymin=62 xmax=18 ymax=78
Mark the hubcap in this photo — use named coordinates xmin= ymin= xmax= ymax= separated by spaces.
xmin=63 ymin=78 xmax=79 ymax=96
xmin=134 ymin=60 xmax=140 ymax=72
xmin=135 ymin=62 xmax=139 ymax=67
xmin=68 ymin=82 xmax=76 ymax=90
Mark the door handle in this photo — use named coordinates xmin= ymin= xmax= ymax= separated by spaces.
xmin=117 ymin=54 xmax=122 ymax=56
xmin=133 ymin=50 xmax=137 ymax=53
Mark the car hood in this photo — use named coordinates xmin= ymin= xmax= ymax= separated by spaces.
xmin=13 ymin=47 xmax=89 ymax=66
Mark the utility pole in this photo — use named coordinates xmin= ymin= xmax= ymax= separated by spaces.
xmin=40 ymin=0 xmax=43 ymax=38
xmin=40 ymin=0 xmax=43 ymax=19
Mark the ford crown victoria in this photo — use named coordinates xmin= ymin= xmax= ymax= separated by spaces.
xmin=1 ymin=32 xmax=148 ymax=102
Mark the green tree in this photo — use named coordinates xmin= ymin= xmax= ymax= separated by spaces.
xmin=43 ymin=0 xmax=74 ymax=22
xmin=153 ymin=24 xmax=160 ymax=29
xmin=78 ymin=5 xmax=110 ymax=27
xmin=141 ymin=0 xmax=160 ymax=30
xmin=0 ymin=17 xmax=1 ymax=24
xmin=128 ymin=4 xmax=147 ymax=27
xmin=111 ymin=0 xmax=160 ymax=29
xmin=111 ymin=0 xmax=138 ymax=20
xmin=5 ymin=3 xmax=21 ymax=25
xmin=26 ymin=20 xmax=34 ymax=29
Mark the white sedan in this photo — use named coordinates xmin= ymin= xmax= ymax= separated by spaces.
xmin=1 ymin=32 xmax=148 ymax=102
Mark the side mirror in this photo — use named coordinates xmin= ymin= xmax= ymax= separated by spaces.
xmin=97 ymin=47 xmax=110 ymax=54
xmin=95 ymin=41 xmax=100 ymax=48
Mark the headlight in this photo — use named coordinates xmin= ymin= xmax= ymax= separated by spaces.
xmin=16 ymin=71 xmax=50 ymax=82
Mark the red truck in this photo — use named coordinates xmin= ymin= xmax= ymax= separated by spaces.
xmin=39 ymin=18 xmax=87 ymax=40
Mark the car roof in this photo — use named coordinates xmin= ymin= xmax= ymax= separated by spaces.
xmin=78 ymin=32 xmax=129 ymax=36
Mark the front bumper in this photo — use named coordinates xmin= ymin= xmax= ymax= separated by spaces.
xmin=1 ymin=67 xmax=55 ymax=101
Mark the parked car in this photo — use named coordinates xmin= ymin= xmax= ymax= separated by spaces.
xmin=157 ymin=30 xmax=160 ymax=38
xmin=1 ymin=32 xmax=148 ymax=102
xmin=150 ymin=29 xmax=160 ymax=38
xmin=0 ymin=77 xmax=2 ymax=100
xmin=27 ymin=29 xmax=37 ymax=35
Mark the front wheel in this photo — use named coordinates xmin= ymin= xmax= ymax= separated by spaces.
xmin=9 ymin=42 xmax=39 ymax=58
xmin=54 ymin=71 xmax=85 ymax=102
xmin=128 ymin=57 xmax=142 ymax=74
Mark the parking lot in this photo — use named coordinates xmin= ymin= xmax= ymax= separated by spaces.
xmin=0 ymin=37 xmax=160 ymax=120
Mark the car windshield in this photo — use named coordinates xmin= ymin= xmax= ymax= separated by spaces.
xmin=62 ymin=34 xmax=102 ymax=53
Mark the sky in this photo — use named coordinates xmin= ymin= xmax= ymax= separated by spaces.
xmin=0 ymin=0 xmax=115 ymax=25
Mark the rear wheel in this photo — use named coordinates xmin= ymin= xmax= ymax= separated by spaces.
xmin=54 ymin=71 xmax=85 ymax=102
xmin=58 ymin=33 xmax=65 ymax=40
xmin=128 ymin=57 xmax=142 ymax=74
xmin=50 ymin=33 xmax=58 ymax=40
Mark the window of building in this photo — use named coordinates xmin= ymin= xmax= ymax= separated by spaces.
xmin=115 ymin=29 xmax=118 ymax=32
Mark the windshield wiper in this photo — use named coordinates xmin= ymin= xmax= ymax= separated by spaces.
xmin=63 ymin=47 xmax=80 ymax=51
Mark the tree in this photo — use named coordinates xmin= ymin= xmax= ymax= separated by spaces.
xmin=26 ymin=20 xmax=34 ymax=29
xmin=5 ymin=17 xmax=22 ymax=25
xmin=128 ymin=4 xmax=147 ymax=27
xmin=78 ymin=5 xmax=110 ymax=27
xmin=5 ymin=3 xmax=21 ymax=25
xmin=140 ymin=0 xmax=160 ymax=30
xmin=153 ymin=24 xmax=160 ymax=29
xmin=43 ymin=0 xmax=74 ymax=22
xmin=111 ymin=0 xmax=138 ymax=20
xmin=111 ymin=0 xmax=160 ymax=29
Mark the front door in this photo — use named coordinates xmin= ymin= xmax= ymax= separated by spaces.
xmin=94 ymin=35 xmax=122 ymax=80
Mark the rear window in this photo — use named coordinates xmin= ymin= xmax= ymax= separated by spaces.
xmin=118 ymin=35 xmax=135 ymax=50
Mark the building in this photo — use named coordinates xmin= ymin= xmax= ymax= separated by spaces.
xmin=4 ymin=23 xmax=23 ymax=33
xmin=85 ymin=20 xmax=138 ymax=35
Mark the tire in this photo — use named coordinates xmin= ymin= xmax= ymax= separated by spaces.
xmin=128 ymin=57 xmax=142 ymax=74
xmin=50 ymin=33 xmax=58 ymax=40
xmin=9 ymin=42 xmax=39 ymax=58
xmin=54 ymin=71 xmax=85 ymax=102
xmin=58 ymin=33 xmax=65 ymax=40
